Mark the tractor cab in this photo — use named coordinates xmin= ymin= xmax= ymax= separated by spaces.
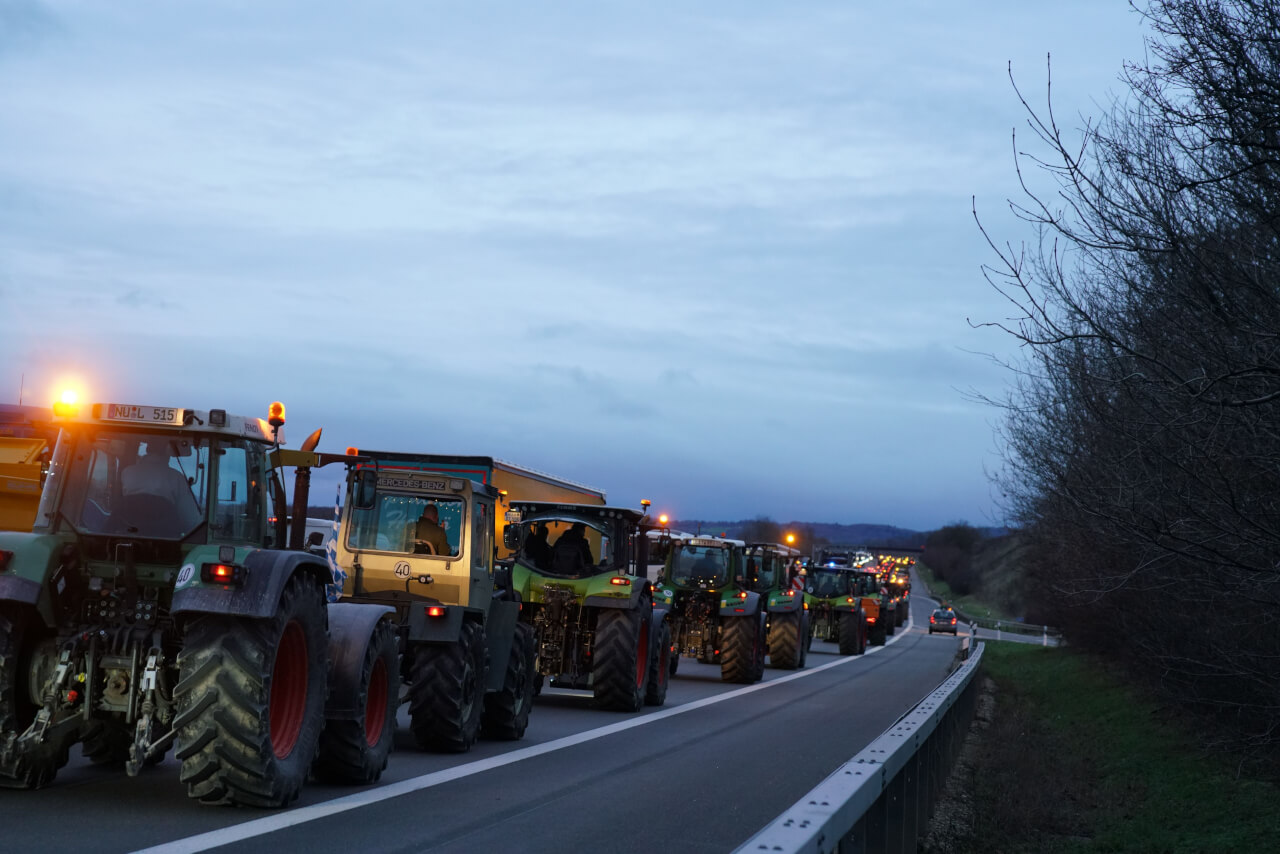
xmin=504 ymin=501 xmax=651 ymax=579
xmin=661 ymin=536 xmax=746 ymax=593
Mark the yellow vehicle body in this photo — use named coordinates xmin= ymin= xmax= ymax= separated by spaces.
xmin=0 ymin=436 xmax=46 ymax=531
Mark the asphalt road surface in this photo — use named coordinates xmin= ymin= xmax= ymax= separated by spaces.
xmin=0 ymin=595 xmax=961 ymax=854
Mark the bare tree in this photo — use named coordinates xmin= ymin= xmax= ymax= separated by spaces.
xmin=980 ymin=0 xmax=1280 ymax=766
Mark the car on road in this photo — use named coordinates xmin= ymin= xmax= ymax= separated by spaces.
xmin=929 ymin=608 xmax=958 ymax=634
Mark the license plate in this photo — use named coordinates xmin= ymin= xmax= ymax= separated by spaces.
xmin=105 ymin=404 xmax=182 ymax=425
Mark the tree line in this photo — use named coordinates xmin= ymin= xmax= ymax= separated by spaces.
xmin=981 ymin=0 xmax=1280 ymax=769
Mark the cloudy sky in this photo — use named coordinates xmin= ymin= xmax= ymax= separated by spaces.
xmin=0 ymin=1 xmax=1147 ymax=530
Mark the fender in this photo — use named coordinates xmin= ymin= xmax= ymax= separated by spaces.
xmin=766 ymin=591 xmax=803 ymax=613
xmin=483 ymin=599 xmax=520 ymax=691
xmin=647 ymin=604 xmax=668 ymax=636
xmin=0 ymin=575 xmax=40 ymax=607
xmin=720 ymin=590 xmax=761 ymax=617
xmin=171 ymin=549 xmax=333 ymax=619
xmin=325 ymin=602 xmax=397 ymax=720
xmin=583 ymin=576 xmax=650 ymax=610
xmin=406 ymin=602 xmax=468 ymax=643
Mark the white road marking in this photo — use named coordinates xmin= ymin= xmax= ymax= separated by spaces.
xmin=134 ymin=615 xmax=912 ymax=854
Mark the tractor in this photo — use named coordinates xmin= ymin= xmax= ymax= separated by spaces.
xmin=0 ymin=399 xmax=398 ymax=805
xmin=804 ymin=565 xmax=870 ymax=656
xmin=504 ymin=500 xmax=670 ymax=711
xmin=744 ymin=543 xmax=807 ymax=669
xmin=654 ymin=536 xmax=766 ymax=683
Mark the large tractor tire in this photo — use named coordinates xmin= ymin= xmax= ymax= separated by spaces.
xmin=838 ymin=611 xmax=865 ymax=656
xmin=767 ymin=611 xmax=802 ymax=670
xmin=592 ymin=604 xmax=650 ymax=712
xmin=720 ymin=615 xmax=763 ymax=684
xmin=409 ymin=621 xmax=487 ymax=752
xmin=482 ymin=623 xmax=535 ymax=740
xmin=313 ymin=618 xmax=399 ymax=784
xmin=0 ymin=607 xmax=69 ymax=789
xmin=174 ymin=573 xmax=329 ymax=807
xmin=644 ymin=619 xmax=671 ymax=707
xmin=895 ymin=602 xmax=906 ymax=627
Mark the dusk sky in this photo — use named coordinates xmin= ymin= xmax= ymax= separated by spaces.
xmin=0 ymin=1 xmax=1147 ymax=530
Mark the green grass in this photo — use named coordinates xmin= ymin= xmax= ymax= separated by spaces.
xmin=914 ymin=560 xmax=1022 ymax=624
xmin=967 ymin=643 xmax=1280 ymax=853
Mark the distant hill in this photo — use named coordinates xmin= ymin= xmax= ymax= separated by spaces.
xmin=670 ymin=520 xmax=925 ymax=548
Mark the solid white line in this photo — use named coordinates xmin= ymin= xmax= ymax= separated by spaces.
xmin=134 ymin=617 xmax=912 ymax=854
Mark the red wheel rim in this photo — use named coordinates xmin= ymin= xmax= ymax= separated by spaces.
xmin=635 ymin=618 xmax=650 ymax=688
xmin=364 ymin=656 xmax=389 ymax=747
xmin=270 ymin=621 xmax=308 ymax=759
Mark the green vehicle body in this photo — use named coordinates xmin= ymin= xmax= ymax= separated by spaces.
xmin=327 ymin=452 xmax=540 ymax=751
xmin=744 ymin=543 xmax=808 ymax=670
xmin=0 ymin=401 xmax=397 ymax=805
xmin=653 ymin=535 xmax=766 ymax=683
xmin=803 ymin=566 xmax=877 ymax=655
xmin=505 ymin=501 xmax=670 ymax=711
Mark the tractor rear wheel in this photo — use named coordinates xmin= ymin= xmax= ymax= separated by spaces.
xmin=720 ymin=615 xmax=762 ymax=683
xmin=767 ymin=611 xmax=802 ymax=669
xmin=838 ymin=611 xmax=864 ymax=656
xmin=0 ymin=606 xmax=68 ymax=789
xmin=313 ymin=618 xmax=399 ymax=783
xmin=409 ymin=621 xmax=487 ymax=752
xmin=175 ymin=573 xmax=328 ymax=807
xmin=482 ymin=623 xmax=535 ymax=740
xmin=592 ymin=604 xmax=650 ymax=712
xmin=644 ymin=619 xmax=670 ymax=706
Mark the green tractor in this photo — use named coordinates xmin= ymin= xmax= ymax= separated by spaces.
xmin=654 ymin=536 xmax=766 ymax=683
xmin=804 ymin=563 xmax=874 ymax=656
xmin=0 ymin=400 xmax=398 ymax=806
xmin=744 ymin=543 xmax=807 ymax=669
xmin=326 ymin=452 xmax=537 ymax=753
xmin=504 ymin=501 xmax=669 ymax=711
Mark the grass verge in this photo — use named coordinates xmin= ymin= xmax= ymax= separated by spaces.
xmin=953 ymin=643 xmax=1280 ymax=853
xmin=914 ymin=561 xmax=1020 ymax=624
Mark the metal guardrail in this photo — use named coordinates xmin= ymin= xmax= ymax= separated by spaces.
xmin=736 ymin=643 xmax=985 ymax=854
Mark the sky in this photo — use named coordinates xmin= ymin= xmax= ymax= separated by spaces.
xmin=0 ymin=1 xmax=1149 ymax=530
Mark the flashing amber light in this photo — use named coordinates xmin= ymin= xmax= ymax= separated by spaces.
xmin=803 ymin=601 xmax=809 ymax=610
xmin=426 ymin=606 xmax=445 ymax=618
xmin=736 ymin=591 xmax=748 ymax=600
xmin=658 ymin=514 xmax=669 ymax=526
xmin=641 ymin=499 xmax=651 ymax=508
xmin=268 ymin=401 xmax=286 ymax=427
xmin=345 ymin=447 xmax=359 ymax=456
xmin=52 ymin=389 xmax=80 ymax=418
xmin=211 ymin=564 xmax=233 ymax=581
xmin=785 ymin=533 xmax=795 ymax=544
xmin=609 ymin=577 xmax=631 ymax=586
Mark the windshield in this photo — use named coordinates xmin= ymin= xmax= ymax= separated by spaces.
xmin=346 ymin=492 xmax=464 ymax=557
xmin=668 ymin=544 xmax=731 ymax=588
xmin=53 ymin=428 xmax=210 ymax=539
xmin=518 ymin=516 xmax=611 ymax=576
xmin=806 ymin=569 xmax=851 ymax=598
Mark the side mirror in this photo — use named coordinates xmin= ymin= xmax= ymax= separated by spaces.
xmin=503 ymin=524 xmax=520 ymax=551
xmin=353 ymin=469 xmax=377 ymax=510
xmin=306 ymin=531 xmax=324 ymax=548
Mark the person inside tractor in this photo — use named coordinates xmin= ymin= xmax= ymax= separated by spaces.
xmin=550 ymin=522 xmax=593 ymax=575
xmin=120 ymin=441 xmax=203 ymax=532
xmin=412 ymin=503 xmax=452 ymax=556
xmin=523 ymin=522 xmax=552 ymax=570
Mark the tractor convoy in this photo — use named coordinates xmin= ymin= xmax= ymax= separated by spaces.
xmin=0 ymin=394 xmax=925 ymax=808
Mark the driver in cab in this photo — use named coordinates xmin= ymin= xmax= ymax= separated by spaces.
xmin=412 ymin=503 xmax=451 ymax=556
xmin=121 ymin=442 xmax=202 ymax=529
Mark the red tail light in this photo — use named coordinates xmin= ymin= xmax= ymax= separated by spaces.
xmin=201 ymin=563 xmax=243 ymax=585
xmin=609 ymin=577 xmax=631 ymax=586
xmin=426 ymin=606 xmax=445 ymax=617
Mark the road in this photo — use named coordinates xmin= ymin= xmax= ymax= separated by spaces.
xmin=0 ymin=595 xmax=961 ymax=854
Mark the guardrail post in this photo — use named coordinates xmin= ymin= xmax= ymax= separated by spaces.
xmin=1042 ymin=625 xmax=1048 ymax=646
xmin=995 ymin=621 xmax=1001 ymax=640
xmin=863 ymin=777 xmax=888 ymax=853
xmin=884 ymin=763 xmax=907 ymax=854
